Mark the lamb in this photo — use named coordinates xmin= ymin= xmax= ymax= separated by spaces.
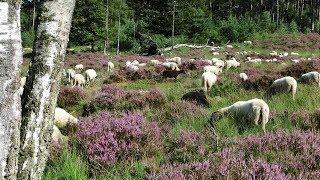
xmin=225 ymin=59 xmax=240 ymax=70
xmin=52 ymin=125 xmax=68 ymax=143
xmin=298 ymin=71 xmax=320 ymax=87
xmin=162 ymin=62 xmax=180 ymax=71
xmin=203 ymin=65 xmax=222 ymax=75
xmin=246 ymin=57 xmax=262 ymax=64
xmin=107 ymin=61 xmax=115 ymax=72
xmin=210 ymin=98 xmax=270 ymax=132
xmin=54 ymin=107 xmax=78 ymax=129
xmin=162 ymin=70 xmax=186 ymax=79
xmin=73 ymin=74 xmax=86 ymax=88
xmin=84 ymin=69 xmax=97 ymax=84
xmin=239 ymin=73 xmax=248 ymax=81
xmin=202 ymin=72 xmax=217 ymax=92
xmin=211 ymin=59 xmax=225 ymax=68
xmin=66 ymin=69 xmax=76 ymax=84
xmin=267 ymin=76 xmax=297 ymax=100
xmin=181 ymin=89 xmax=210 ymax=107
xmin=75 ymin=64 xmax=84 ymax=70
xmin=167 ymin=57 xmax=182 ymax=65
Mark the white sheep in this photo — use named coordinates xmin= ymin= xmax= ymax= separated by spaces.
xmin=212 ymin=52 xmax=220 ymax=56
xmin=66 ymin=69 xmax=76 ymax=85
xmin=137 ymin=63 xmax=147 ymax=67
xmin=291 ymin=52 xmax=300 ymax=56
xmin=84 ymin=69 xmax=97 ymax=84
xmin=211 ymin=59 xmax=225 ymax=68
xmin=162 ymin=62 xmax=180 ymax=71
xmin=270 ymin=51 xmax=277 ymax=56
xmin=225 ymin=59 xmax=240 ymax=70
xmin=268 ymin=76 xmax=297 ymax=100
xmin=52 ymin=125 xmax=68 ymax=143
xmin=291 ymin=59 xmax=300 ymax=64
xmin=212 ymin=98 xmax=270 ymax=132
xmin=132 ymin=60 xmax=140 ymax=66
xmin=239 ymin=73 xmax=248 ymax=81
xmin=54 ymin=107 xmax=78 ymax=129
xmin=226 ymin=45 xmax=233 ymax=48
xmin=298 ymin=71 xmax=320 ymax=87
xmin=73 ymin=74 xmax=86 ymax=88
xmin=128 ymin=65 xmax=139 ymax=71
xmin=246 ymin=57 xmax=262 ymax=64
xmin=107 ymin=62 xmax=115 ymax=72
xmin=150 ymin=59 xmax=162 ymax=65
xmin=204 ymin=65 xmax=222 ymax=75
xmin=126 ymin=61 xmax=132 ymax=67
xmin=202 ymin=72 xmax=217 ymax=92
xmin=75 ymin=64 xmax=84 ymax=70
xmin=167 ymin=57 xmax=182 ymax=65
xmin=244 ymin=41 xmax=253 ymax=45
xmin=279 ymin=52 xmax=289 ymax=58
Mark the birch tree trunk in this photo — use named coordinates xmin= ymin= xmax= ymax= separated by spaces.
xmin=103 ymin=0 xmax=109 ymax=55
xmin=0 ymin=0 xmax=23 ymax=179
xmin=18 ymin=0 xmax=75 ymax=179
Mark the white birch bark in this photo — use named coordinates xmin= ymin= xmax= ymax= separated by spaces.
xmin=0 ymin=1 xmax=23 ymax=179
xmin=18 ymin=0 xmax=75 ymax=179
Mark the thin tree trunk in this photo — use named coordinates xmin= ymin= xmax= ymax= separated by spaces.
xmin=276 ymin=0 xmax=280 ymax=25
xmin=172 ymin=1 xmax=176 ymax=50
xmin=18 ymin=0 xmax=75 ymax=179
xmin=103 ymin=0 xmax=109 ymax=55
xmin=117 ymin=13 xmax=120 ymax=55
xmin=0 ymin=1 xmax=23 ymax=179
xmin=32 ymin=0 xmax=36 ymax=30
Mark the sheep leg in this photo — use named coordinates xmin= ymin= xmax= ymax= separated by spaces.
xmin=252 ymin=106 xmax=261 ymax=126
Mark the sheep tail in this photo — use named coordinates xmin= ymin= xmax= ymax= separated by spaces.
xmin=202 ymin=77 xmax=207 ymax=92
xmin=261 ymin=105 xmax=270 ymax=133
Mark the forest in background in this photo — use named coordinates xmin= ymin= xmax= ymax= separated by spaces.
xmin=21 ymin=0 xmax=320 ymax=52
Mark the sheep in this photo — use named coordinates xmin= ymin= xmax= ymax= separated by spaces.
xmin=291 ymin=59 xmax=300 ymax=64
xmin=162 ymin=70 xmax=186 ymax=79
xmin=54 ymin=107 xmax=78 ymax=129
xmin=244 ymin=41 xmax=253 ymax=45
xmin=225 ymin=59 xmax=240 ymax=70
xmin=75 ymin=64 xmax=84 ymax=70
xmin=150 ymin=59 xmax=162 ymax=65
xmin=267 ymin=76 xmax=297 ymax=100
xmin=279 ymin=52 xmax=289 ymax=58
xmin=167 ymin=57 xmax=182 ymax=65
xmin=211 ymin=59 xmax=225 ymax=68
xmin=203 ymin=65 xmax=222 ymax=75
xmin=226 ymin=45 xmax=233 ymax=48
xmin=298 ymin=71 xmax=320 ymax=87
xmin=132 ymin=60 xmax=140 ymax=66
xmin=270 ymin=51 xmax=278 ymax=56
xmin=137 ymin=63 xmax=147 ymax=67
xmin=246 ymin=57 xmax=262 ymax=64
xmin=239 ymin=73 xmax=248 ymax=81
xmin=84 ymin=69 xmax=97 ymax=84
xmin=210 ymin=98 xmax=270 ymax=133
xmin=162 ymin=62 xmax=180 ymax=71
xmin=291 ymin=52 xmax=300 ymax=56
xmin=107 ymin=62 xmax=115 ymax=72
xmin=181 ymin=89 xmax=210 ymax=107
xmin=126 ymin=61 xmax=132 ymax=67
xmin=212 ymin=52 xmax=220 ymax=56
xmin=52 ymin=125 xmax=68 ymax=143
xmin=128 ymin=65 xmax=139 ymax=72
xmin=73 ymin=74 xmax=86 ymax=88
xmin=202 ymin=72 xmax=217 ymax=92
xmin=66 ymin=69 xmax=76 ymax=85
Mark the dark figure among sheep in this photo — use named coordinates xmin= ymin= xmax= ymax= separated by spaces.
xmin=162 ymin=70 xmax=186 ymax=79
xmin=181 ymin=89 xmax=210 ymax=108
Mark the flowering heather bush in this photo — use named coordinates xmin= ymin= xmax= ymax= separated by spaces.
xmin=77 ymin=111 xmax=162 ymax=169
xmin=290 ymin=111 xmax=317 ymax=130
xmin=168 ymin=100 xmax=207 ymax=121
xmin=91 ymin=85 xmax=166 ymax=112
xmin=279 ymin=59 xmax=320 ymax=78
xmin=65 ymin=53 xmax=108 ymax=69
xmin=180 ymin=60 xmax=210 ymax=71
xmin=113 ymin=54 xmax=166 ymax=64
xmin=57 ymin=86 xmax=86 ymax=108
xmin=243 ymin=72 xmax=281 ymax=91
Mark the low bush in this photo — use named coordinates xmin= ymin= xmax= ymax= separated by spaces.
xmin=57 ymin=86 xmax=86 ymax=108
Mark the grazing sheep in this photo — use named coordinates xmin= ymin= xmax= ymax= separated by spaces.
xmin=107 ymin=62 xmax=115 ymax=72
xmin=267 ymin=76 xmax=297 ymax=100
xmin=75 ymin=64 xmax=84 ymax=70
xmin=212 ymin=52 xmax=220 ymax=56
xmin=150 ymin=59 xmax=162 ymax=65
xmin=73 ymin=74 xmax=86 ymax=88
xmin=181 ymin=89 xmax=210 ymax=107
xmin=279 ymin=52 xmax=289 ymax=58
xmin=291 ymin=52 xmax=300 ymax=56
xmin=226 ymin=45 xmax=233 ymax=48
xmin=204 ymin=65 xmax=222 ymax=75
xmin=66 ymin=69 xmax=76 ymax=84
xmin=270 ymin=51 xmax=277 ymax=56
xmin=85 ymin=69 xmax=97 ymax=84
xmin=126 ymin=61 xmax=132 ymax=67
xmin=162 ymin=62 xmax=180 ymax=71
xmin=239 ymin=73 xmax=248 ymax=81
xmin=128 ymin=65 xmax=139 ymax=71
xmin=210 ymin=98 xmax=270 ymax=132
xmin=244 ymin=41 xmax=253 ymax=45
xmin=52 ymin=125 xmax=68 ymax=143
xmin=54 ymin=107 xmax=78 ymax=129
xmin=211 ymin=59 xmax=225 ymax=68
xmin=162 ymin=70 xmax=186 ymax=79
xmin=137 ymin=63 xmax=147 ymax=67
xmin=167 ymin=57 xmax=182 ymax=65
xmin=202 ymin=72 xmax=217 ymax=92
xmin=298 ymin=71 xmax=320 ymax=87
xmin=225 ymin=59 xmax=240 ymax=70
xmin=246 ymin=57 xmax=262 ymax=64
xmin=132 ymin=60 xmax=140 ymax=66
